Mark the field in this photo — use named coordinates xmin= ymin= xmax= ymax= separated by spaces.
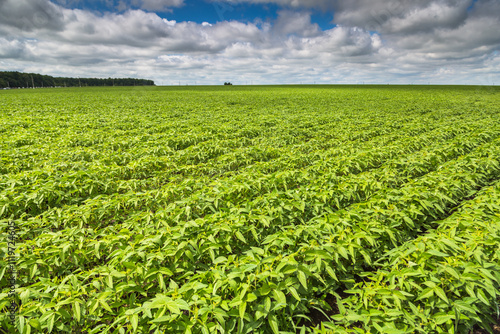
xmin=1 ymin=85 xmax=500 ymax=333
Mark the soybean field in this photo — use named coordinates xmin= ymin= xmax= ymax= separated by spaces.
xmin=1 ymin=85 xmax=500 ymax=333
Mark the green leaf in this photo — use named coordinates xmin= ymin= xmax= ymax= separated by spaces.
xmin=289 ymin=286 xmax=301 ymax=302
xmin=152 ymin=316 xmax=171 ymax=323
xmin=425 ymin=249 xmax=449 ymax=257
xmin=298 ymin=271 xmax=308 ymax=290
xmin=454 ymin=307 xmax=460 ymax=333
xmin=239 ymin=301 xmax=247 ymax=319
xmin=19 ymin=316 xmax=25 ymax=334
xmin=453 ymin=301 xmax=477 ymax=314
xmin=235 ymin=231 xmax=246 ymax=243
xmin=131 ymin=313 xmax=139 ymax=332
xmin=477 ymin=289 xmax=490 ymax=305
xmin=259 ymin=284 xmax=273 ymax=296
xmin=325 ymin=266 xmax=338 ymax=281
xmin=338 ymin=246 xmax=349 ymax=260
xmin=268 ymin=314 xmax=279 ymax=334
xmin=434 ymin=287 xmax=449 ymax=304
xmin=433 ymin=313 xmax=454 ymax=325
xmin=417 ymin=287 xmax=434 ymax=300
xmin=443 ymin=266 xmax=460 ymax=280
xmin=479 ymin=268 xmax=496 ymax=281
xmin=47 ymin=313 xmax=55 ymax=333
xmin=73 ymin=301 xmax=81 ymax=322
xmin=335 ymin=294 xmax=346 ymax=315
xmin=381 ymin=326 xmax=406 ymax=334
xmin=30 ymin=264 xmax=38 ymax=279
xmin=246 ymin=293 xmax=257 ymax=303
xmin=272 ymin=289 xmax=286 ymax=305
xmin=264 ymin=297 xmax=271 ymax=313
xmin=213 ymin=256 xmax=227 ymax=265
xmin=100 ymin=300 xmax=113 ymax=312
xmin=166 ymin=300 xmax=181 ymax=314
xmin=465 ymin=284 xmax=476 ymax=298
xmin=28 ymin=318 xmax=40 ymax=330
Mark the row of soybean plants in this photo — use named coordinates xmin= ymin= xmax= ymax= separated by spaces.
xmin=11 ymin=115 xmax=496 ymax=277
xmin=9 ymin=110 xmax=494 ymax=238
xmin=0 ymin=95 xmax=466 ymax=242
xmin=160 ymin=137 xmax=500 ymax=334
xmin=0 ymin=98 xmax=416 ymax=219
xmin=1 ymin=87 xmax=492 ymax=221
xmin=5 ymin=129 xmax=500 ymax=332
xmin=1 ymin=87 xmax=499 ymax=332
xmin=326 ymin=179 xmax=500 ymax=333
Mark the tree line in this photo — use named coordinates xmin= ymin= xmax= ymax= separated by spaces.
xmin=0 ymin=71 xmax=155 ymax=88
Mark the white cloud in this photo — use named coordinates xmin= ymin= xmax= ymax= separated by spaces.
xmin=163 ymin=18 xmax=177 ymax=26
xmin=139 ymin=0 xmax=184 ymax=11
xmin=272 ymin=10 xmax=320 ymax=37
xmin=0 ymin=38 xmax=29 ymax=59
xmin=0 ymin=0 xmax=499 ymax=85
xmin=0 ymin=0 xmax=65 ymax=32
xmin=50 ymin=0 xmax=185 ymax=12
xmin=381 ymin=0 xmax=471 ymax=34
xmin=210 ymin=0 xmax=334 ymax=10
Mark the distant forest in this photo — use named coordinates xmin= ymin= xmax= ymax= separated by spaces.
xmin=0 ymin=71 xmax=155 ymax=88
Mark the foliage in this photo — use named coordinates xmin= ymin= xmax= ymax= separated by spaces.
xmin=0 ymin=85 xmax=499 ymax=333
xmin=0 ymin=71 xmax=155 ymax=88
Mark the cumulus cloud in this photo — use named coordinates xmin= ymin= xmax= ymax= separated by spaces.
xmin=50 ymin=0 xmax=184 ymax=12
xmin=209 ymin=0 xmax=334 ymax=10
xmin=139 ymin=0 xmax=184 ymax=11
xmin=0 ymin=0 xmax=499 ymax=85
xmin=0 ymin=38 xmax=29 ymax=59
xmin=330 ymin=0 xmax=478 ymax=38
xmin=0 ymin=0 xmax=65 ymax=32
xmin=272 ymin=10 xmax=321 ymax=37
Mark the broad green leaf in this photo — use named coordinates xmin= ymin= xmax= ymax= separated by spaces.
xmin=131 ymin=313 xmax=139 ymax=332
xmin=325 ymin=266 xmax=338 ymax=281
xmin=433 ymin=313 xmax=454 ymax=324
xmin=477 ymin=289 xmax=490 ymax=305
xmin=453 ymin=301 xmax=477 ymax=314
xmin=417 ymin=287 xmax=434 ymax=300
xmin=272 ymin=289 xmax=286 ymax=305
xmin=289 ymin=286 xmax=301 ymax=301
xmin=235 ymin=231 xmax=246 ymax=243
xmin=443 ymin=266 xmax=460 ymax=280
xmin=100 ymin=300 xmax=113 ymax=312
xmin=73 ymin=301 xmax=81 ymax=322
xmin=426 ymin=249 xmax=449 ymax=257
xmin=268 ymin=314 xmax=279 ymax=334
xmin=47 ymin=313 xmax=55 ymax=333
xmin=434 ymin=287 xmax=449 ymax=304
xmin=298 ymin=271 xmax=308 ymax=290
xmin=239 ymin=301 xmax=247 ymax=319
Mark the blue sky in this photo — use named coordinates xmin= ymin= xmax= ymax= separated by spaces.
xmin=55 ymin=0 xmax=337 ymax=31
xmin=0 ymin=0 xmax=499 ymax=85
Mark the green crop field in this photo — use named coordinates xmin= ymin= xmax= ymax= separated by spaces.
xmin=1 ymin=85 xmax=500 ymax=333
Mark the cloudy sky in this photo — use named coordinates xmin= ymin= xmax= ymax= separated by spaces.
xmin=0 ymin=0 xmax=499 ymax=85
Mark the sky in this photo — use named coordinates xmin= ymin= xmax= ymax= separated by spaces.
xmin=0 ymin=0 xmax=499 ymax=85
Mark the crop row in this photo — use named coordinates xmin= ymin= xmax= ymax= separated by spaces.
xmin=6 ymin=120 xmax=498 ymax=246
xmin=1 ymin=111 xmax=479 ymax=220
xmin=5 ymin=137 xmax=500 ymax=333
xmin=326 ymin=179 xmax=500 ymax=333
xmin=2 ymin=97 xmax=496 ymax=221
xmin=2 ymin=86 xmax=499 ymax=333
xmin=10 ymin=124 xmax=500 ymax=279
